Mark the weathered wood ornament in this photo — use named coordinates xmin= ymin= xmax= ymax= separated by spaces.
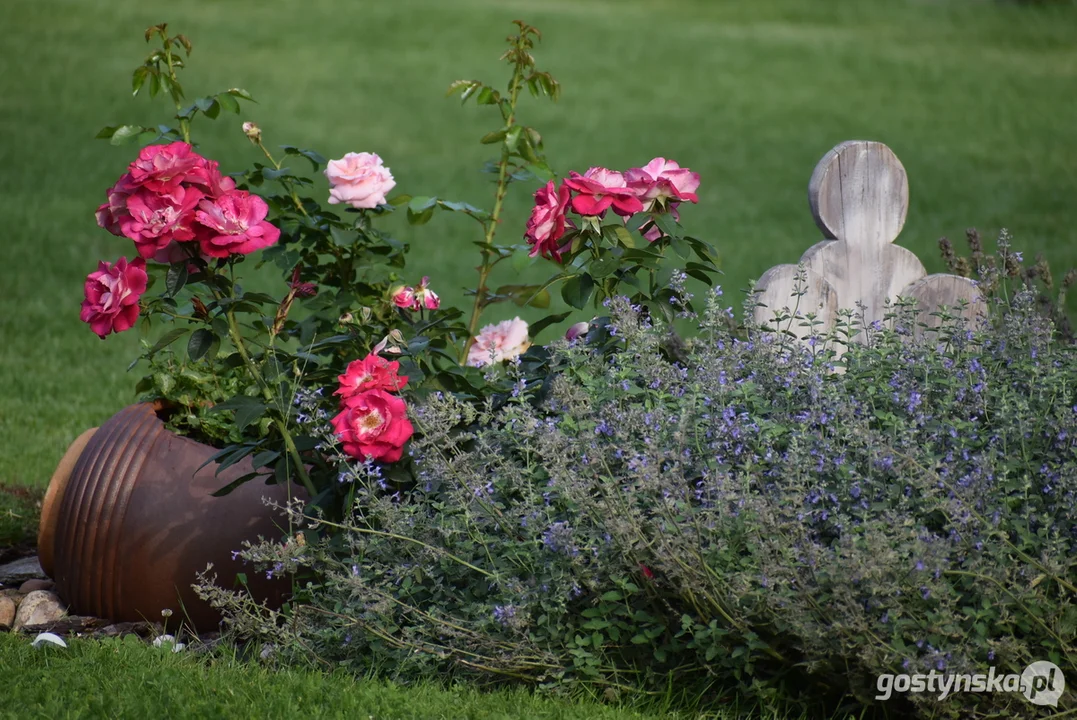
xmin=753 ymin=141 xmax=985 ymax=342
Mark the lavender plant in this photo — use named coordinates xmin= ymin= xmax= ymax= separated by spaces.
xmin=203 ymin=278 xmax=1076 ymax=715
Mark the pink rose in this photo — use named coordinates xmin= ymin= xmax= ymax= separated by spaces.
xmin=95 ymin=174 xmax=137 ymax=236
xmin=195 ymin=157 xmax=237 ymax=199
xmin=525 ymin=181 xmax=574 ymax=262
xmin=195 ymin=190 xmax=280 ymax=258
xmin=335 ymin=353 xmax=409 ymax=398
xmin=563 ymin=167 xmax=643 ymax=218
xmin=80 ymin=257 xmax=148 ymax=339
xmin=466 ymin=317 xmax=530 ymax=367
xmin=127 ymin=142 xmax=211 ymax=201
xmin=565 ymin=321 xmax=590 ymax=342
xmin=391 ymin=285 xmax=418 ymax=310
xmin=325 ymin=152 xmax=396 ymax=209
xmin=331 ymin=389 xmax=414 ymax=463
xmin=414 ymin=276 xmax=440 ymax=310
xmin=119 ymin=186 xmax=204 ymax=258
xmin=626 ymin=158 xmax=700 ymax=208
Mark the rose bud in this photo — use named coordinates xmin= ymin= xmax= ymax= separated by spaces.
xmin=565 ymin=321 xmax=590 ymax=342
xmin=242 ymin=121 xmax=261 ymax=144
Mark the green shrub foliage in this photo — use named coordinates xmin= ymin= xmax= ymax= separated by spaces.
xmin=208 ymin=282 xmax=1077 ymax=717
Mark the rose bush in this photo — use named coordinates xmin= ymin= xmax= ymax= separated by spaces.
xmin=82 ymin=21 xmax=718 ymax=524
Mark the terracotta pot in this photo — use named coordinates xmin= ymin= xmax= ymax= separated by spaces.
xmin=39 ymin=403 xmax=303 ymax=630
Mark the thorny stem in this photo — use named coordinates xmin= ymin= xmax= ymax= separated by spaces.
xmin=162 ymin=44 xmax=190 ymax=144
xmin=255 ymin=139 xmax=311 ymax=218
xmin=460 ymin=40 xmax=529 ymax=364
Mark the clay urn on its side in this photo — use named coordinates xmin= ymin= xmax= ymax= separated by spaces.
xmin=38 ymin=403 xmax=304 ymax=630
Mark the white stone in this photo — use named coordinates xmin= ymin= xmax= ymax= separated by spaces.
xmin=12 ymin=590 xmax=66 ymax=631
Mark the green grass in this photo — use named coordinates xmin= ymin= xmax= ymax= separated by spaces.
xmin=0 ymin=633 xmax=785 ymax=720
xmin=2 ymin=0 xmax=1076 ymax=489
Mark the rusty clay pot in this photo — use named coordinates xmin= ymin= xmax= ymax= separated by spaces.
xmin=38 ymin=403 xmax=304 ymax=630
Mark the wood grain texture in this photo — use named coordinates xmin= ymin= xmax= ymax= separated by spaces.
xmin=752 ymin=264 xmax=837 ymax=340
xmin=754 ymin=140 xmax=978 ymax=348
xmin=899 ymin=274 xmax=986 ymax=336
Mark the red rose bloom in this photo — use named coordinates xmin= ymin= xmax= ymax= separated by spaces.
xmin=525 ymin=180 xmax=574 ymax=262
xmin=335 ymin=353 xmax=409 ymax=399
xmin=563 ymin=167 xmax=643 ymax=218
xmin=80 ymin=257 xmax=148 ymax=339
xmin=331 ymin=389 xmax=414 ymax=463
xmin=195 ymin=190 xmax=280 ymax=258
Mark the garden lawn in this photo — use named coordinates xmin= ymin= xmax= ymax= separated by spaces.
xmin=2 ymin=0 xmax=1077 ymax=490
xmin=0 ymin=633 xmax=788 ymax=720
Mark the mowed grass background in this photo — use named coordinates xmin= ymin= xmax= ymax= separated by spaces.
xmin=2 ymin=0 xmax=1077 ymax=492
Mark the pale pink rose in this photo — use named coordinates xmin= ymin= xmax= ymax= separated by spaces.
xmin=563 ymin=167 xmax=643 ymax=217
xmin=565 ymin=321 xmax=590 ymax=342
xmin=466 ymin=317 xmax=530 ymax=367
xmin=626 ymin=158 xmax=700 ymax=208
xmin=195 ymin=190 xmax=280 ymax=258
xmin=331 ymin=389 xmax=414 ymax=463
xmin=414 ymin=276 xmax=440 ymax=310
xmin=391 ymin=285 xmax=417 ymax=310
xmin=525 ymin=181 xmax=574 ymax=262
xmin=119 ymin=186 xmax=204 ymax=259
xmin=325 ymin=152 xmax=396 ymax=209
xmin=80 ymin=257 xmax=148 ymax=339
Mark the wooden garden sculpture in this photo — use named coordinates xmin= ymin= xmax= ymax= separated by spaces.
xmin=752 ymin=140 xmax=985 ymax=343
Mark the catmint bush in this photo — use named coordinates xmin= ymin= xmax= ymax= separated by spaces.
xmin=206 ymin=288 xmax=1077 ymax=715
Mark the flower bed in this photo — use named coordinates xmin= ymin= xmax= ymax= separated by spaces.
xmin=67 ymin=19 xmax=1077 ymax=718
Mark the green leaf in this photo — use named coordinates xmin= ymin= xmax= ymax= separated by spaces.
xmin=588 ymin=255 xmax=619 ymax=279
xmin=215 ymin=92 xmax=240 ymax=114
xmin=561 ymin=274 xmax=595 ymax=310
xmin=165 ymin=262 xmax=188 ymax=298
xmin=527 ymin=161 xmax=555 ymax=183
xmin=282 ymin=146 xmax=327 ymax=170
xmin=262 ymin=167 xmax=292 ymax=181
xmin=669 ymin=236 xmax=691 ymax=260
xmin=407 ymin=206 xmax=435 ymax=226
xmin=330 ymin=226 xmax=359 ymax=247
xmin=480 ymin=128 xmax=508 ymax=145
xmin=653 ymin=213 xmax=679 ymax=238
xmin=528 ymin=311 xmax=572 ymax=339
xmin=613 ymin=225 xmax=637 ymax=249
xmin=226 ymin=88 xmax=256 ymax=102
xmin=511 ymin=248 xmax=534 ymax=273
xmin=132 ymin=67 xmax=150 ymax=96
xmin=211 ymin=395 xmax=267 ymax=433
xmin=504 ymin=126 xmax=523 ymax=151
xmin=408 ymin=196 xmax=437 ymax=213
xmin=187 ymin=328 xmax=219 ymax=361
xmin=95 ymin=125 xmax=119 ymax=140
xmin=147 ymin=328 xmax=189 ymax=355
xmin=109 ymin=125 xmax=145 ymax=145
xmin=494 ymin=284 xmax=551 ymax=309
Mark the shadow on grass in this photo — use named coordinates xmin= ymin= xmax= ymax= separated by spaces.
xmin=0 ymin=483 xmax=42 ymax=563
